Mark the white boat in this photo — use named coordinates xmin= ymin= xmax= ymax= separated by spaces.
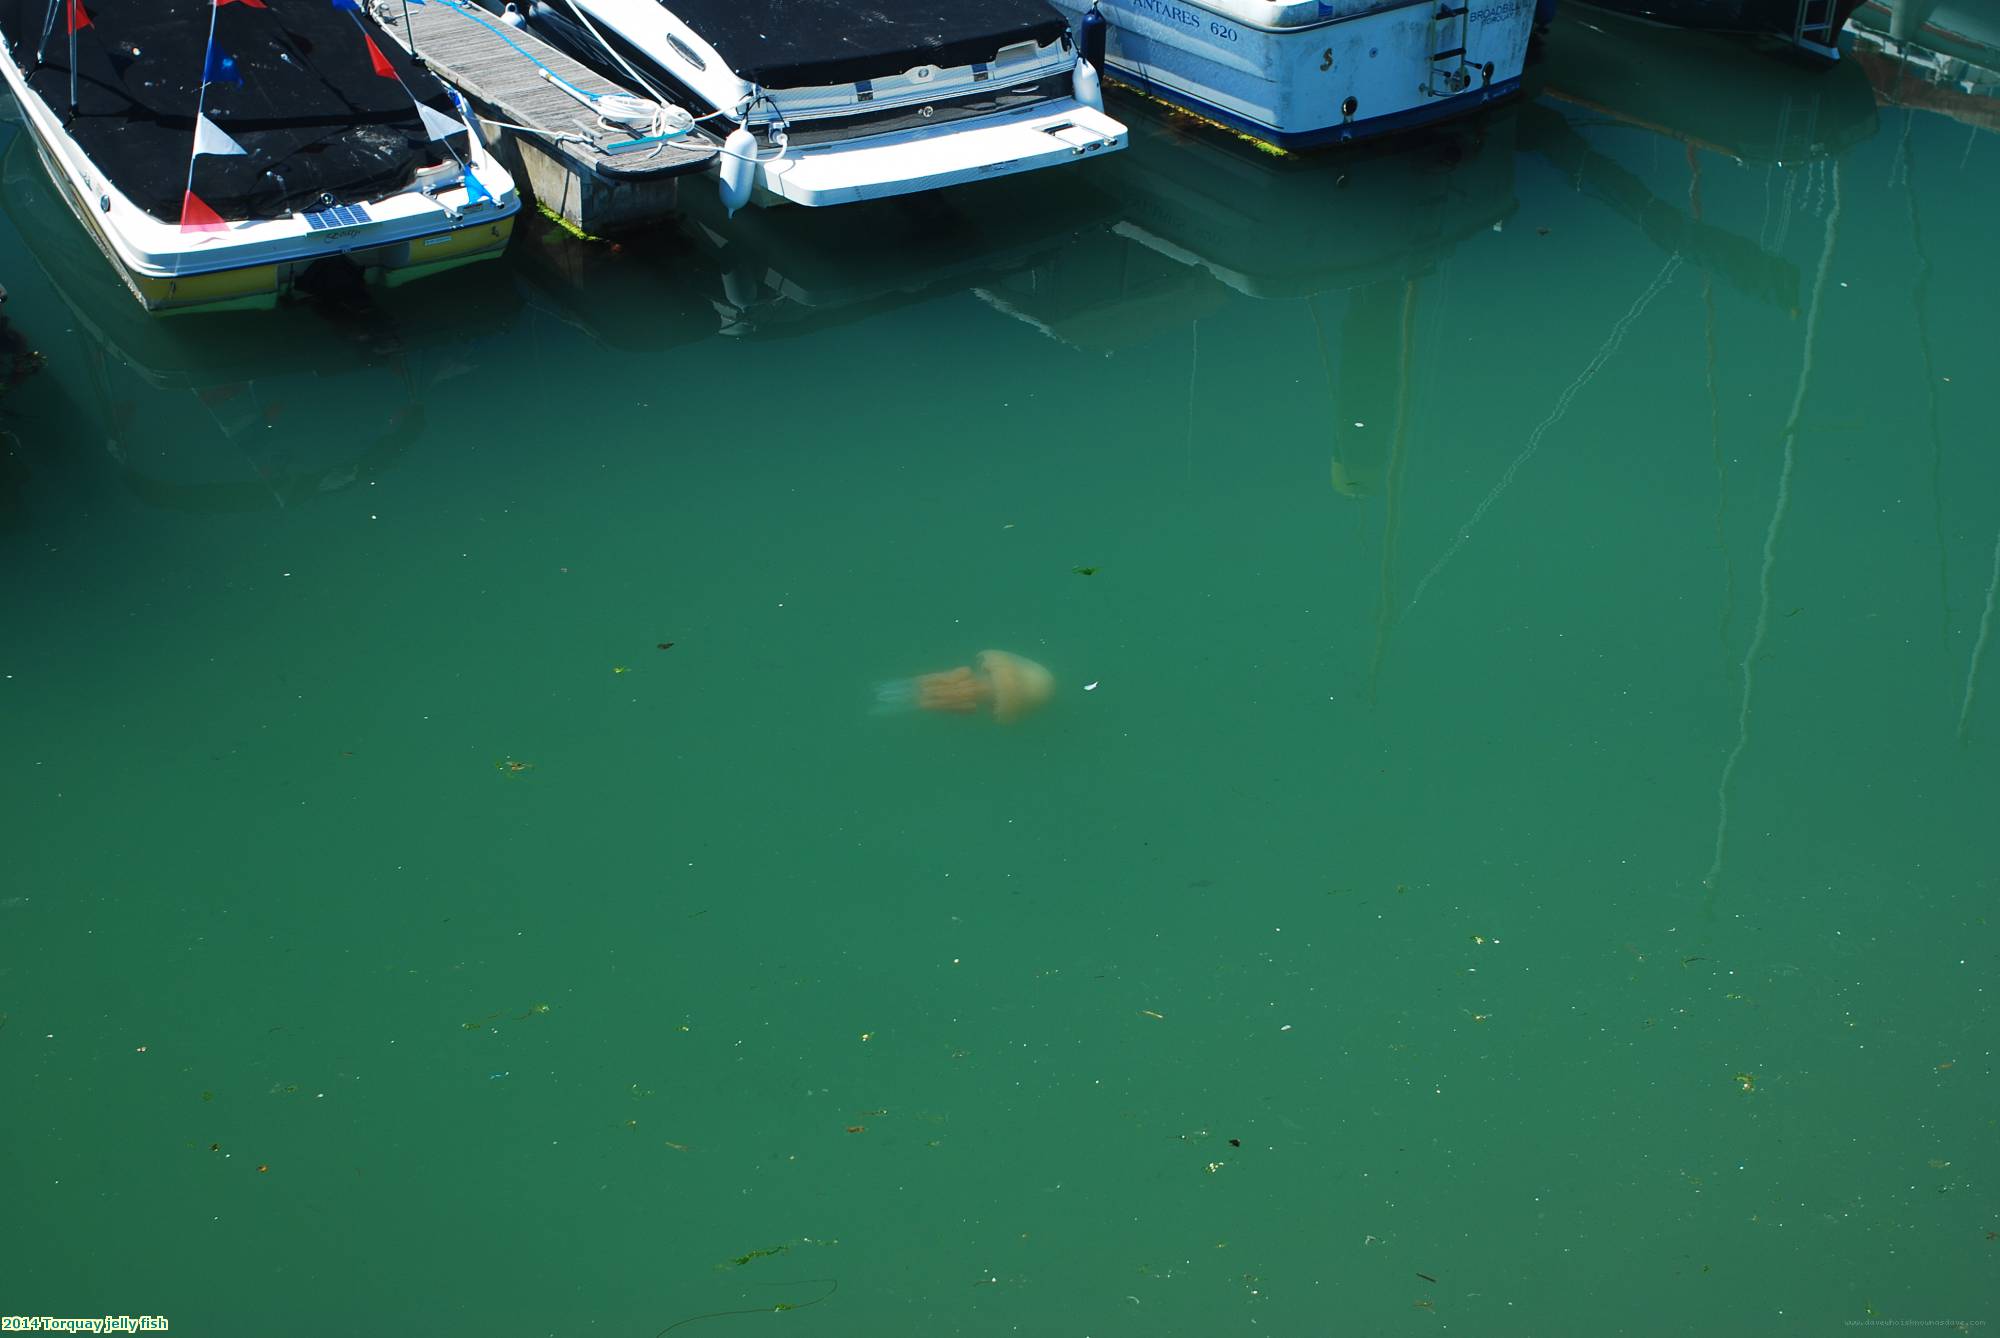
xmin=0 ymin=0 xmax=518 ymax=312
xmin=1046 ymin=0 xmax=1538 ymax=149
xmin=517 ymin=0 xmax=1128 ymax=209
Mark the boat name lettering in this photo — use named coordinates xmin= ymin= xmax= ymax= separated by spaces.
xmin=1209 ymin=19 xmax=1239 ymax=40
xmin=1468 ymin=0 xmax=1525 ymax=21
xmin=1127 ymin=0 xmax=1203 ymax=30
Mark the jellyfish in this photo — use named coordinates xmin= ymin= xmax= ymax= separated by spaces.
xmin=876 ymin=650 xmax=1054 ymax=724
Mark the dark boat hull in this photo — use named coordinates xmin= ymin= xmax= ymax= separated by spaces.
xmin=1571 ymin=0 xmax=1866 ymax=42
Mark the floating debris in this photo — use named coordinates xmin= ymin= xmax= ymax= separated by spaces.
xmin=724 ymin=1244 xmax=792 ymax=1269
xmin=1073 ymin=566 xmax=1098 ymax=576
xmin=657 ymin=1278 xmax=837 ymax=1336
xmin=496 ymin=758 xmax=534 ymax=776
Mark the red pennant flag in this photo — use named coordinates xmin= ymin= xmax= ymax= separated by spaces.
xmin=364 ymin=33 xmax=396 ymax=79
xmin=180 ymin=190 xmax=228 ymax=233
xmin=67 ymin=0 xmax=90 ymax=31
xmin=218 ymin=0 xmax=270 ymax=6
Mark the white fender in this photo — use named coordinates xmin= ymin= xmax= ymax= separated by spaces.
xmin=718 ymin=125 xmax=757 ymax=217
xmin=1072 ymin=55 xmax=1103 ymax=113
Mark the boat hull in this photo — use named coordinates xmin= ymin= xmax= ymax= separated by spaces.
xmin=0 ymin=39 xmax=517 ymax=312
xmin=1568 ymin=0 xmax=1868 ymax=46
xmin=1047 ymin=0 xmax=1534 ymax=148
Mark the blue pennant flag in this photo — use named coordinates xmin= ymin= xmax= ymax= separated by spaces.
xmin=463 ymin=171 xmax=492 ymax=206
xmin=203 ymin=42 xmax=243 ymax=85
xmin=329 ymin=0 xmax=363 ymax=10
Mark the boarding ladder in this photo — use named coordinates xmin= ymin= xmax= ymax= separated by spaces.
xmin=1427 ymin=1 xmax=1472 ymax=98
xmin=1790 ymin=0 xmax=1842 ymax=60
xmin=1768 ymin=81 xmax=1821 ymax=165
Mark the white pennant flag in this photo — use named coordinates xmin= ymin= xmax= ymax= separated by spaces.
xmin=192 ymin=113 xmax=247 ymax=157
xmin=417 ymin=100 xmax=465 ymax=142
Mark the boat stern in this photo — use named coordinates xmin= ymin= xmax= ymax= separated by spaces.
xmin=752 ymin=99 xmax=1126 ymax=207
xmin=1051 ymin=0 xmax=1535 ymax=148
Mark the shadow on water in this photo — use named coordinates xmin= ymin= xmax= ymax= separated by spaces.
xmin=0 ymin=109 xmax=527 ymax=516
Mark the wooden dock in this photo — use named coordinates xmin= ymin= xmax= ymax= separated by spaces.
xmin=373 ymin=0 xmax=717 ymax=235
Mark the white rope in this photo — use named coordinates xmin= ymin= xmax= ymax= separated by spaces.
xmin=1404 ymin=252 xmax=1683 ymax=615
xmin=529 ymin=0 xmax=778 ymax=164
xmin=1705 ymin=160 xmax=1842 ymax=892
xmin=1959 ymin=528 xmax=2000 ymax=742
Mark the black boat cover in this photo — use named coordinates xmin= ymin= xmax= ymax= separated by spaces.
xmin=671 ymin=0 xmax=1070 ymax=89
xmin=0 ymin=0 xmax=468 ymax=225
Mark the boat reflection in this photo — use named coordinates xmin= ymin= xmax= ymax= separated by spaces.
xmin=0 ymin=115 xmax=523 ymax=515
xmin=1849 ymin=0 xmax=2000 ymax=133
xmin=978 ymin=104 xmax=1517 ymax=515
xmin=1527 ymin=8 xmax=1879 ymax=309
xmin=978 ymin=105 xmax=1517 ymax=331
xmin=510 ymin=170 xmax=1121 ymax=346
xmin=512 ymin=95 xmax=1519 ymax=360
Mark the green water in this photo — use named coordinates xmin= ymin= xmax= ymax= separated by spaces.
xmin=3 ymin=13 xmax=1997 ymax=1336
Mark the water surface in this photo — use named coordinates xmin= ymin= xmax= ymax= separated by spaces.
xmin=2 ymin=13 xmax=1996 ymax=1335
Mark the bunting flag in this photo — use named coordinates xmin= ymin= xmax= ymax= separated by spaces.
xmin=363 ymin=32 xmax=396 ymax=79
xmin=180 ymin=190 xmax=228 ymax=232
xmin=66 ymin=0 xmax=90 ymax=31
xmin=192 ymin=113 xmax=247 ymax=156
xmin=203 ymin=41 xmax=242 ymax=85
xmin=416 ymin=100 xmax=463 ymax=142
